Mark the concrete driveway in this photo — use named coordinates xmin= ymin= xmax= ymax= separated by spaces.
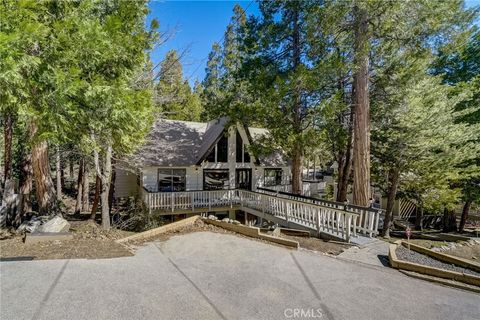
xmin=1 ymin=231 xmax=478 ymax=320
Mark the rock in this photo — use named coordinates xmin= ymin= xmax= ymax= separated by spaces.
xmin=222 ymin=218 xmax=230 ymax=223
xmin=207 ymin=215 xmax=218 ymax=221
xmin=271 ymin=227 xmax=281 ymax=237
xmin=232 ymin=220 xmax=241 ymax=225
xmin=38 ymin=216 xmax=70 ymax=233
xmin=17 ymin=218 xmax=42 ymax=233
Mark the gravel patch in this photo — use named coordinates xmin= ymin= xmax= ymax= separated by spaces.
xmin=396 ymin=246 xmax=480 ymax=277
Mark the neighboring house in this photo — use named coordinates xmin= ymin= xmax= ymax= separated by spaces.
xmin=114 ymin=117 xmax=290 ymax=198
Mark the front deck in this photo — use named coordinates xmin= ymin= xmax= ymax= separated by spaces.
xmin=141 ymin=188 xmax=382 ymax=243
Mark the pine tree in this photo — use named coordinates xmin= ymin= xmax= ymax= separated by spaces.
xmin=156 ymin=50 xmax=203 ymax=121
xmin=234 ymin=1 xmax=316 ymax=194
xmin=433 ymin=29 xmax=480 ymax=232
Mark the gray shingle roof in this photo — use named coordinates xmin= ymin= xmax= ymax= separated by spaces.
xmin=129 ymin=118 xmax=287 ymax=167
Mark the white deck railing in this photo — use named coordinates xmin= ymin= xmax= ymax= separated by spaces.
xmin=257 ymin=187 xmax=381 ymax=237
xmin=141 ymin=188 xmax=360 ymax=242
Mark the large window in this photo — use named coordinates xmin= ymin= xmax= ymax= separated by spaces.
xmin=158 ymin=169 xmax=186 ymax=192
xmin=236 ymin=131 xmax=251 ymax=163
xmin=203 ymin=169 xmax=229 ymax=190
xmin=205 ymin=134 xmax=228 ymax=163
xmin=264 ymin=168 xmax=283 ymax=187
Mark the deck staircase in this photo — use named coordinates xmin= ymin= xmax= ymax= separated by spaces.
xmin=141 ymin=188 xmax=382 ymax=243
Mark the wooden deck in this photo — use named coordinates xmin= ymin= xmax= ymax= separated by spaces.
xmin=141 ymin=189 xmax=381 ymax=242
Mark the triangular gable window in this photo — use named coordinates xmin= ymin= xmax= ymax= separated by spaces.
xmin=236 ymin=130 xmax=251 ymax=163
xmin=205 ymin=133 xmax=228 ymax=163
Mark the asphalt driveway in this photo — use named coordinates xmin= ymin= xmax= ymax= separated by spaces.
xmin=1 ymin=231 xmax=478 ymax=320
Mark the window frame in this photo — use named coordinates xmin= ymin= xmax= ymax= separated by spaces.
xmin=157 ymin=168 xmax=187 ymax=192
xmin=264 ymin=168 xmax=283 ymax=187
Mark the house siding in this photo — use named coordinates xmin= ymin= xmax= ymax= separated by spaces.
xmin=114 ymin=169 xmax=138 ymax=198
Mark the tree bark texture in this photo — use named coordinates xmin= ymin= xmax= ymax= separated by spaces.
xmin=3 ymin=113 xmax=13 ymax=184
xmin=89 ymin=174 xmax=101 ymax=220
xmin=459 ymin=200 xmax=472 ymax=233
xmin=56 ymin=145 xmax=62 ymax=201
xmin=290 ymin=7 xmax=303 ymax=195
xmin=75 ymin=158 xmax=84 ymax=215
xmin=29 ymin=122 xmax=56 ymax=214
xmin=82 ymin=161 xmax=89 ymax=212
xmin=381 ymin=167 xmax=400 ymax=238
xmin=108 ymin=165 xmax=116 ymax=214
xmin=94 ymin=144 xmax=112 ymax=230
xmin=415 ymin=205 xmax=423 ymax=231
xmin=352 ymin=4 xmax=371 ymax=207
xmin=336 ymin=106 xmax=354 ymax=202
xmin=19 ymin=152 xmax=33 ymax=216
xmin=442 ymin=208 xmax=457 ymax=233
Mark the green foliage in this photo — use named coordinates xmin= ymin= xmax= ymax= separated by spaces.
xmin=433 ymin=28 xmax=480 ymax=206
xmin=155 ymin=50 xmax=203 ymax=121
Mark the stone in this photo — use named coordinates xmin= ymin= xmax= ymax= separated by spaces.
xmin=25 ymin=220 xmax=41 ymax=233
xmin=222 ymin=218 xmax=230 ymax=223
xmin=232 ymin=220 xmax=241 ymax=225
xmin=207 ymin=215 xmax=218 ymax=221
xmin=38 ymin=216 xmax=70 ymax=233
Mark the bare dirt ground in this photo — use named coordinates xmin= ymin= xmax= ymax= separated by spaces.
xmin=1 ymin=217 xmax=351 ymax=260
xmin=126 ymin=218 xmax=236 ymax=246
xmin=127 ymin=219 xmax=349 ymax=255
xmin=0 ymin=220 xmax=134 ymax=260
xmin=279 ymin=234 xmax=350 ymax=255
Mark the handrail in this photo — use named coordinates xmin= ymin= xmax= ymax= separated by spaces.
xmin=256 ymin=187 xmax=382 ymax=237
xmin=140 ymin=188 xmax=366 ymax=242
xmin=257 ymin=187 xmax=381 ymax=213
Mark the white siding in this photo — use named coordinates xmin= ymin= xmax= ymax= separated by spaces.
xmin=114 ymin=169 xmax=138 ymax=198
xmin=253 ymin=167 xmax=264 ymax=189
xmin=186 ymin=167 xmax=202 ymax=191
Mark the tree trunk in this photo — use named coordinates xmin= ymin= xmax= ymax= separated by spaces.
xmin=442 ymin=208 xmax=457 ymax=233
xmin=352 ymin=4 xmax=371 ymax=207
xmin=61 ymin=166 xmax=65 ymax=190
xmin=108 ymin=165 xmax=116 ymax=214
xmin=82 ymin=161 xmax=89 ymax=212
xmin=74 ymin=158 xmax=84 ymax=215
xmin=381 ymin=167 xmax=400 ymax=238
xmin=94 ymin=144 xmax=112 ymax=230
xmin=69 ymin=159 xmax=74 ymax=179
xmin=29 ymin=122 xmax=56 ymax=214
xmin=3 ymin=113 xmax=13 ymax=185
xmin=415 ymin=204 xmax=423 ymax=231
xmin=336 ymin=106 xmax=354 ymax=202
xmin=459 ymin=200 xmax=472 ymax=233
xmin=56 ymin=145 xmax=62 ymax=201
xmin=19 ymin=152 xmax=33 ymax=216
xmin=100 ymin=145 xmax=112 ymax=229
xmin=291 ymin=144 xmax=303 ymax=195
xmin=89 ymin=175 xmax=101 ymax=221
xmin=290 ymin=8 xmax=303 ymax=195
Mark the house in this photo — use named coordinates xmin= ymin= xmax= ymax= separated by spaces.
xmin=114 ymin=117 xmax=290 ymax=199
xmin=112 ymin=117 xmax=381 ymax=241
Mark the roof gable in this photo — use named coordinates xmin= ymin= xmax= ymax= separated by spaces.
xmin=129 ymin=117 xmax=287 ymax=167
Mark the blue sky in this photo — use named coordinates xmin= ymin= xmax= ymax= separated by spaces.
xmin=147 ymin=1 xmax=259 ymax=85
xmin=147 ymin=0 xmax=480 ymax=86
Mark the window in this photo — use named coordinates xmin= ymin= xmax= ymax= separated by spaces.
xmin=203 ymin=169 xmax=229 ymax=190
xmin=216 ymin=134 xmax=228 ymax=162
xmin=236 ymin=130 xmax=251 ymax=163
xmin=158 ymin=169 xmax=186 ymax=192
xmin=264 ymin=169 xmax=283 ymax=187
xmin=205 ymin=134 xmax=228 ymax=163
